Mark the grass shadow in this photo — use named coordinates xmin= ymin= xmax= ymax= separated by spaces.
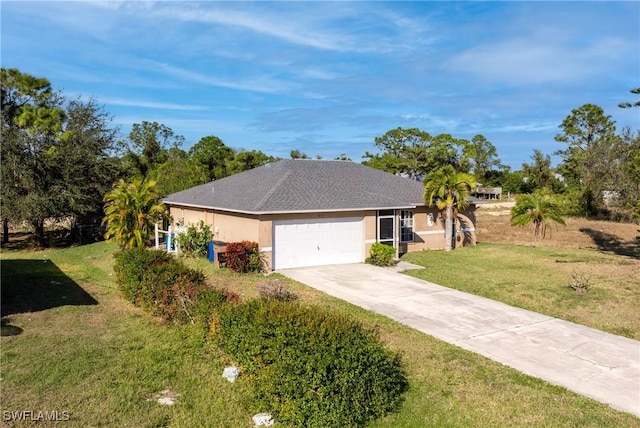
xmin=1 ymin=259 xmax=98 ymax=318
xmin=0 ymin=232 xmax=35 ymax=251
xmin=578 ymin=228 xmax=640 ymax=259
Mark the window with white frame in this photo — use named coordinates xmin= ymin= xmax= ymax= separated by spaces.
xmin=400 ymin=210 xmax=414 ymax=242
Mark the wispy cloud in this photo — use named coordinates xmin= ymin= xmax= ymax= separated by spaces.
xmin=153 ymin=62 xmax=294 ymax=94
xmin=101 ymin=97 xmax=208 ymax=111
xmin=147 ymin=3 xmax=357 ymax=52
xmin=446 ymin=35 xmax=630 ymax=85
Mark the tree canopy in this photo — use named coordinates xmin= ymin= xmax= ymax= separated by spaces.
xmin=189 ymin=135 xmax=235 ymax=181
xmin=618 ymin=88 xmax=640 ymax=109
xmin=363 ymin=127 xmax=470 ymax=179
xmin=462 ymin=134 xmax=505 ymax=182
xmin=122 ymin=121 xmax=185 ymax=178
xmin=1 ymin=68 xmax=120 ymax=247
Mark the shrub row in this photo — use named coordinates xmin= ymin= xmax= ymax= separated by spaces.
xmin=113 ymin=248 xmax=237 ymax=324
xmin=214 ymin=299 xmax=408 ymax=427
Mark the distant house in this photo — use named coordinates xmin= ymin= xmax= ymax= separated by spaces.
xmin=162 ymin=160 xmax=481 ymax=270
xmin=473 ymin=185 xmax=502 ymax=200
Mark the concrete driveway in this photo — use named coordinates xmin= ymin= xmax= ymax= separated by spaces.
xmin=280 ymin=263 xmax=640 ymax=417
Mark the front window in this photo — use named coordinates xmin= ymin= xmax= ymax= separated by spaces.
xmin=400 ymin=211 xmax=414 ymax=242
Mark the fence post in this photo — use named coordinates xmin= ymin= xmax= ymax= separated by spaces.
xmin=155 ymin=223 xmax=159 ymax=249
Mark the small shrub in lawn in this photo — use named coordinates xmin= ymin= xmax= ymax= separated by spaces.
xmin=216 ymin=299 xmax=408 ymax=427
xmin=113 ymin=248 xmax=209 ymax=323
xmin=569 ymin=270 xmax=590 ymax=294
xmin=366 ymin=242 xmax=396 ymax=266
xmin=175 ymin=220 xmax=212 ymax=258
xmin=225 ymin=241 xmax=263 ymax=273
xmin=258 ymin=279 xmax=298 ymax=302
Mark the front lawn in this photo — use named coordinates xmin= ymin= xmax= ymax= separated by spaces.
xmin=1 ymin=242 xmax=638 ymax=426
xmin=402 ymin=243 xmax=640 ymax=340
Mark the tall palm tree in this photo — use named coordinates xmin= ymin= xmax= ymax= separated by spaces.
xmin=510 ymin=191 xmax=566 ymax=245
xmin=103 ymin=178 xmax=166 ymax=249
xmin=423 ymin=165 xmax=475 ymax=251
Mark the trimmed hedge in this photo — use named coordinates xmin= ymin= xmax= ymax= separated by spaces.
xmin=215 ymin=299 xmax=408 ymax=427
xmin=113 ymin=248 xmax=236 ymax=324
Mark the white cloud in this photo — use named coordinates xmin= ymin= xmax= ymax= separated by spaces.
xmin=146 ymin=4 xmax=357 ymax=52
xmin=153 ymin=62 xmax=295 ymax=94
xmin=101 ymin=97 xmax=208 ymax=111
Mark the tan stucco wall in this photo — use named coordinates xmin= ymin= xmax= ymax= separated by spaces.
xmin=166 ymin=203 xmax=478 ymax=269
xmin=169 ymin=206 xmax=213 ymax=226
xmin=169 ymin=206 xmax=260 ymax=245
xmin=455 ymin=206 xmax=477 ymax=248
xmin=212 ymin=212 xmax=260 ymax=244
xmin=405 ymin=206 xmax=445 ymax=252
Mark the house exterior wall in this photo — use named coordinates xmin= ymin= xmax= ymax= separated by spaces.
xmin=168 ymin=206 xmax=260 ymax=245
xmin=403 ymin=206 xmax=446 ymax=253
xmin=165 ymin=203 xmax=477 ymax=270
xmin=169 ymin=206 xmax=212 ymax=226
xmin=455 ymin=206 xmax=477 ymax=248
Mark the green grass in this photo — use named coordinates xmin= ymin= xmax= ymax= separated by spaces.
xmin=1 ymin=243 xmax=253 ymax=427
xmin=402 ymin=243 xmax=640 ymax=340
xmin=2 ymin=242 xmax=639 ymax=427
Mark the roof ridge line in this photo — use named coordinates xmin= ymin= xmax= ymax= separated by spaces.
xmin=254 ymin=169 xmax=292 ymax=211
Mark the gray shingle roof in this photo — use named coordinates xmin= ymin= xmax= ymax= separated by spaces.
xmin=162 ymin=159 xmax=429 ymax=214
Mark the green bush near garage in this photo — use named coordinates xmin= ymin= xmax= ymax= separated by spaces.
xmin=367 ymin=242 xmax=396 ymax=266
xmin=215 ymin=298 xmax=409 ymax=427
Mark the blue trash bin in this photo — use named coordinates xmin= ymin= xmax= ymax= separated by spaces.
xmin=207 ymin=241 xmax=215 ymax=263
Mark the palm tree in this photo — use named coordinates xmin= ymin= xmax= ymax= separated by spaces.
xmin=423 ymin=165 xmax=475 ymax=251
xmin=103 ymin=178 xmax=166 ymax=249
xmin=510 ymin=191 xmax=566 ymax=245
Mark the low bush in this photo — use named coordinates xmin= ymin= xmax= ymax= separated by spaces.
xmin=366 ymin=242 xmax=396 ymax=266
xmin=258 ymin=279 xmax=298 ymax=302
xmin=175 ymin=220 xmax=212 ymax=258
xmin=569 ymin=270 xmax=590 ymax=294
xmin=192 ymin=287 xmax=241 ymax=326
xmin=113 ymin=247 xmax=173 ymax=303
xmin=114 ymin=248 xmax=209 ymax=323
xmin=216 ymin=299 xmax=408 ymax=427
xmin=225 ymin=241 xmax=263 ymax=273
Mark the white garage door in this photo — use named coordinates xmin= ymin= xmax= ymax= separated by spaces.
xmin=273 ymin=217 xmax=364 ymax=269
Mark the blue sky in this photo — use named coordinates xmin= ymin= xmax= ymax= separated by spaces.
xmin=2 ymin=1 xmax=639 ymax=169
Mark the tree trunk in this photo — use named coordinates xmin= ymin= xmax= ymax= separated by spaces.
xmin=70 ymin=216 xmax=79 ymax=245
xmin=444 ymin=204 xmax=453 ymax=252
xmin=33 ymin=219 xmax=47 ymax=249
xmin=2 ymin=218 xmax=9 ymax=245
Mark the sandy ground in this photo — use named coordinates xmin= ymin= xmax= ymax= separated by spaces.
xmin=476 ymin=205 xmax=639 ymax=257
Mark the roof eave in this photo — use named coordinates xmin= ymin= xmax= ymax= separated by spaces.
xmin=162 ymin=200 xmax=423 ymax=215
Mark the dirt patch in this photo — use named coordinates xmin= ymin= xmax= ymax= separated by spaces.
xmin=477 ymin=212 xmax=640 ymax=258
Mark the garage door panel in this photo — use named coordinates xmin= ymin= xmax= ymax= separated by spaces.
xmin=273 ymin=217 xmax=364 ymax=269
